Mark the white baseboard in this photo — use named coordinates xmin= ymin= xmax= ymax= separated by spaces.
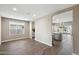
xmin=1 ymin=37 xmax=52 ymax=47
xmin=35 ymin=39 xmax=52 ymax=47
xmin=72 ymin=52 xmax=77 ymax=55
xmin=1 ymin=37 xmax=29 ymax=43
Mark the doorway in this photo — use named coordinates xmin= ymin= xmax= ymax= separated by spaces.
xmin=32 ymin=21 xmax=35 ymax=38
xmin=52 ymin=10 xmax=73 ymax=54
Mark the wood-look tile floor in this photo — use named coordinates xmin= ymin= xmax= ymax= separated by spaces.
xmin=0 ymin=34 xmax=72 ymax=55
xmin=43 ymin=34 xmax=73 ymax=55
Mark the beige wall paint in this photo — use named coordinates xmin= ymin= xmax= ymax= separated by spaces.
xmin=0 ymin=16 xmax=1 ymax=44
xmin=25 ymin=21 xmax=30 ymax=38
xmin=1 ymin=17 xmax=30 ymax=42
xmin=1 ymin=17 xmax=9 ymax=42
xmin=29 ymin=21 xmax=35 ymax=38
xmin=35 ymin=15 xmax=52 ymax=46
xmin=29 ymin=22 xmax=32 ymax=38
xmin=73 ymin=5 xmax=79 ymax=54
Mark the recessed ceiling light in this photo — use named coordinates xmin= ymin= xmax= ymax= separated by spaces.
xmin=13 ymin=8 xmax=17 ymax=11
xmin=33 ymin=14 xmax=36 ymax=17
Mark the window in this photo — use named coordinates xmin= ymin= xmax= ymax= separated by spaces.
xmin=9 ymin=21 xmax=25 ymax=36
xmin=9 ymin=24 xmax=17 ymax=35
xmin=17 ymin=25 xmax=24 ymax=34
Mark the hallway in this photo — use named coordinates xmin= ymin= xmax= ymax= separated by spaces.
xmin=0 ymin=34 xmax=72 ymax=55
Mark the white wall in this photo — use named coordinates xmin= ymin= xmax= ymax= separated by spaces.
xmin=0 ymin=16 xmax=1 ymax=44
xmin=35 ymin=15 xmax=52 ymax=46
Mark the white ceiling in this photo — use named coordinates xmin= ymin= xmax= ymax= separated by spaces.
xmin=0 ymin=4 xmax=75 ymax=21
xmin=53 ymin=10 xmax=73 ymax=23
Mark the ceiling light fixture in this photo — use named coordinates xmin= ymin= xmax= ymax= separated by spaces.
xmin=33 ymin=14 xmax=36 ymax=17
xmin=13 ymin=8 xmax=17 ymax=11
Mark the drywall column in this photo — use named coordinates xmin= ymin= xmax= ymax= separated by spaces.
xmin=29 ymin=22 xmax=32 ymax=38
xmin=0 ymin=16 xmax=1 ymax=45
xmin=73 ymin=5 xmax=79 ymax=54
xmin=35 ymin=15 xmax=52 ymax=46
